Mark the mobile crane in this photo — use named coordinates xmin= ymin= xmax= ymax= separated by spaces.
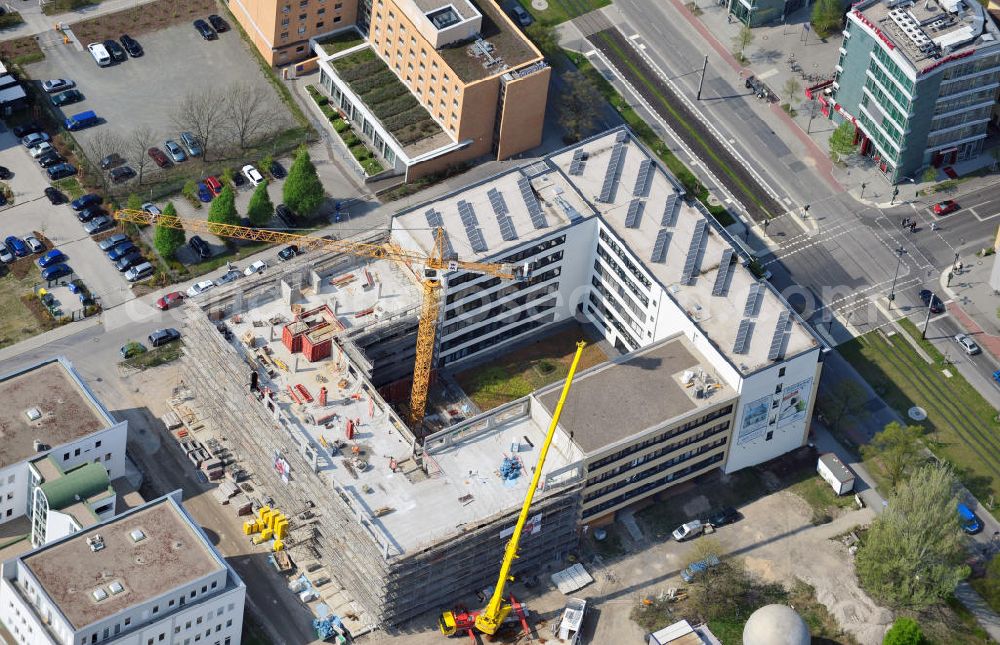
xmin=112 ymin=209 xmax=522 ymax=426
xmin=438 ymin=342 xmax=587 ymax=641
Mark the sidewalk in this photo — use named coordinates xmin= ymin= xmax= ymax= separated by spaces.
xmin=0 ymin=313 xmax=101 ymax=364
xmin=0 ymin=0 xmax=160 ymax=41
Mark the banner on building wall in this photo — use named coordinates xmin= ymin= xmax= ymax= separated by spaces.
xmin=777 ymin=378 xmax=813 ymax=430
xmin=737 ymin=395 xmax=770 ymax=444
xmin=273 ymin=449 xmax=291 ymax=484
xmin=500 ymin=513 xmax=542 ymax=539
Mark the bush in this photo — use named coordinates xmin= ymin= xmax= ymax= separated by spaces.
xmin=883 ymin=617 xmax=925 ymax=644
xmin=282 ymin=145 xmax=325 ymax=217
xmin=332 ymin=119 xmax=351 ymax=134
xmin=342 ymin=133 xmax=360 ymax=147
xmin=0 ymin=11 xmax=24 ymax=28
xmin=363 ymin=159 xmax=384 ymax=176
xmin=350 ymin=145 xmax=371 ymax=161
xmin=320 ymin=104 xmax=336 ymax=119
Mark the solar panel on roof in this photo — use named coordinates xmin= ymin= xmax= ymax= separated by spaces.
xmin=522 ymin=161 xmax=550 ymax=178
xmin=662 ymin=193 xmax=680 ymax=227
xmin=457 ymin=200 xmax=479 ymax=228
xmin=634 ymin=159 xmax=652 ymax=197
xmin=733 ymin=319 xmax=755 ymax=355
xmin=518 ymin=177 xmax=547 ymax=229
xmin=712 ymin=248 xmax=736 ymax=297
xmin=498 ymin=217 xmax=517 ymax=241
xmin=569 ymin=149 xmax=588 ymax=176
xmin=467 ymin=228 xmax=488 ymax=253
xmin=624 ymin=199 xmax=644 ymax=229
xmin=680 ymin=219 xmax=708 ymax=285
xmin=598 ymin=142 xmax=626 ymax=203
xmin=651 ymin=229 xmax=671 ymax=263
xmin=744 ymin=282 xmax=763 ymax=318
xmin=768 ymin=311 xmax=792 ymax=361
xmin=424 ymin=208 xmax=455 ymax=258
xmin=487 ymin=188 xmax=508 ymax=216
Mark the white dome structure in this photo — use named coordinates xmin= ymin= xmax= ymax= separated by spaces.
xmin=742 ymin=604 xmax=810 ymax=645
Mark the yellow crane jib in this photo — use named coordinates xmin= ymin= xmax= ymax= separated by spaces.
xmin=438 ymin=341 xmax=587 ymax=638
xmin=112 ymin=210 xmax=522 ymax=428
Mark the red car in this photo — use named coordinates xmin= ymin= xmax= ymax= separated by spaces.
xmin=933 ymin=200 xmax=959 ymax=215
xmin=204 ymin=175 xmax=223 ymax=197
xmin=155 ymin=291 xmax=185 ymax=310
xmin=147 ymin=147 xmax=171 ymax=168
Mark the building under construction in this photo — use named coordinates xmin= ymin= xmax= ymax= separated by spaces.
xmin=176 ymin=127 xmax=823 ymax=630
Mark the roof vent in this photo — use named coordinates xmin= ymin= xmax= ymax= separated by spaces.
xmin=108 ymin=581 xmax=124 ymax=595
xmin=25 ymin=407 xmax=42 ymax=422
xmin=129 ymin=529 xmax=146 ymax=543
xmin=86 ymin=535 xmax=105 ymax=552
xmin=91 ymin=588 xmax=108 ymax=602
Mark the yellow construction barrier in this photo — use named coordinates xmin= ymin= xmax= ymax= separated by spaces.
xmin=273 ymin=538 xmax=285 ymax=552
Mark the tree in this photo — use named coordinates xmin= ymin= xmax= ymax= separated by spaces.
xmin=812 ymin=0 xmax=846 ymax=38
xmin=154 ymin=202 xmax=185 ymax=260
xmin=819 ymin=380 xmax=869 ymax=431
xmin=85 ymin=130 xmax=127 ymax=191
xmin=223 ymin=82 xmax=282 ymax=150
xmin=855 ymin=464 xmax=969 ymax=609
xmin=921 ymin=166 xmax=938 ymax=184
xmin=526 ymin=22 xmax=558 ymax=59
xmin=782 ymin=77 xmax=801 ymax=106
xmin=126 ymin=125 xmax=157 ymax=185
xmin=732 ymin=25 xmax=754 ymax=60
xmin=861 ymin=422 xmax=924 ymax=491
xmin=687 ymin=559 xmax=786 ymax=624
xmin=208 ymin=184 xmax=239 ymax=232
xmin=220 ymin=167 xmax=235 ymax=187
xmin=828 ymin=120 xmax=858 ymax=162
xmin=126 ymin=194 xmax=143 ymax=212
xmin=260 ymin=154 xmax=275 ymax=178
xmin=557 ymin=71 xmax=603 ymax=143
xmin=883 ymin=617 xmax=925 ymax=645
xmin=246 ymin=180 xmax=274 ymax=227
xmin=282 ymin=146 xmax=325 ymax=217
xmin=173 ymin=88 xmax=228 ymax=160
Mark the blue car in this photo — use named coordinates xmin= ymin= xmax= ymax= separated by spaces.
xmin=107 ymin=242 xmax=137 ymax=261
xmin=38 ymin=249 xmax=67 ymax=268
xmin=4 ymin=236 xmax=28 ymax=257
xmin=958 ymin=503 xmax=982 ymax=534
xmin=40 ymin=263 xmax=72 ymax=281
xmin=71 ymin=193 xmax=102 ymax=211
xmin=196 ymin=182 xmax=212 ymax=203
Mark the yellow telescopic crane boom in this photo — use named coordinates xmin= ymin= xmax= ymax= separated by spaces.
xmin=113 ymin=209 xmax=519 ymax=425
xmin=438 ymin=341 xmax=587 ymax=638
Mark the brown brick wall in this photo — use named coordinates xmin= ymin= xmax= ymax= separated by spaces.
xmin=494 ymin=66 xmax=551 ymax=160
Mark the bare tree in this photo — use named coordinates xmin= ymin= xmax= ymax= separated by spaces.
xmin=173 ymin=88 xmax=228 ymax=161
xmin=126 ymin=125 xmax=157 ymax=186
xmin=85 ymin=130 xmax=128 ymax=192
xmin=224 ymin=82 xmax=283 ymax=150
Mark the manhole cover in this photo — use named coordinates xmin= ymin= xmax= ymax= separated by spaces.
xmin=908 ymin=406 xmax=927 ymax=421
xmin=532 ymin=0 xmax=549 ymax=9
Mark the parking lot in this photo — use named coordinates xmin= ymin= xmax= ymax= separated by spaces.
xmin=24 ymin=22 xmax=291 ymax=181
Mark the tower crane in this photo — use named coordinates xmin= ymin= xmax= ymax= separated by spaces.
xmin=439 ymin=342 xmax=587 ymax=641
xmin=112 ymin=209 xmax=523 ymax=426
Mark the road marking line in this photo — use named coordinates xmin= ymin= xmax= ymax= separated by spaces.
xmin=629 ymin=33 xmax=642 ymax=40
xmin=584 ymin=50 xmax=598 ymax=57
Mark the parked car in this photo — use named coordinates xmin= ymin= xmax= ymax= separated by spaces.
xmin=509 ymin=5 xmax=533 ymax=27
xmin=71 ymin=193 xmax=102 ymax=211
xmin=119 ymin=34 xmax=143 ymax=57
xmin=232 ymin=170 xmax=246 ymax=187
xmin=204 ymin=175 xmax=223 ymax=196
xmin=38 ymin=152 xmax=65 ymax=168
xmin=100 ymin=153 xmax=125 ymax=170
xmin=149 ymin=327 xmax=181 ymax=347
xmin=164 ymin=139 xmax=186 ymax=162
xmin=5 ymin=236 xmax=28 ymax=257
xmin=196 ymin=182 xmax=212 ymax=202
xmin=88 ymin=42 xmax=111 ymax=67
xmin=194 ymin=19 xmax=217 ymax=40
xmin=955 ymin=333 xmax=981 ymax=356
xmin=77 ymin=206 xmax=105 ymax=222
xmin=244 ymin=260 xmax=267 ymax=276
xmin=214 ymin=269 xmax=241 ymax=286
xmin=918 ymin=289 xmax=944 ymax=314
xmin=186 ymin=280 xmax=215 ymax=297
xmin=671 ymin=520 xmax=704 ymax=542
xmin=107 ymin=242 xmax=137 ymax=261
xmin=125 ymin=262 xmax=154 ymax=282
xmin=147 ymin=147 xmax=171 ymax=168
xmin=155 ymin=291 xmax=185 ymax=310
xmin=51 ymin=89 xmax=84 ymax=107
xmin=47 ymin=163 xmax=76 ymax=180
xmin=114 ymin=251 xmax=145 ymax=272
xmin=103 ymin=39 xmax=127 ymax=62
xmin=681 ymin=555 xmax=720 ymax=583
xmin=24 ymin=236 xmax=44 ymax=254
xmin=38 ymin=249 xmax=67 ymax=268
xmin=706 ymin=507 xmax=740 ymax=527
xmin=13 ymin=122 xmax=42 ymax=138
xmin=29 ymin=142 xmax=53 ymax=159
xmin=0 ymin=166 xmax=11 ymax=179
xmin=141 ymin=202 xmax=162 ymax=216
xmin=98 ymin=233 xmax=128 ymax=251
xmin=44 ymin=187 xmax=66 ymax=205
xmin=120 ymin=341 xmax=147 ymax=359
xmin=277 ymin=245 xmax=299 ymax=261
xmin=933 ymin=200 xmax=960 ymax=216
xmin=180 ymin=131 xmax=202 ymax=157
xmin=208 ymin=14 xmax=229 ymax=32
xmin=242 ymin=164 xmax=264 ymax=186
xmin=22 ymin=132 xmax=50 ymax=148
xmin=275 ymin=203 xmax=297 ymax=228
xmin=41 ymin=79 xmax=75 ymax=93
xmin=110 ymin=166 xmax=136 ymax=184
xmin=188 ymin=235 xmax=211 ymax=259
xmin=958 ymin=503 xmax=982 ymax=534
xmin=0 ymin=247 xmax=13 ymax=263
xmin=41 ymin=263 xmax=73 ymax=281
xmin=83 ymin=216 xmax=113 ymax=235
xmin=269 ymin=160 xmax=287 ymax=179
xmin=64 ymin=110 xmax=99 ymax=131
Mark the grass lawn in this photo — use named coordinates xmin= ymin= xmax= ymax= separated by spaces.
xmin=315 ymin=29 xmax=366 ymax=56
xmin=787 ymin=474 xmax=856 ymax=525
xmin=453 ymin=324 xmax=607 ymax=411
xmin=0 ymin=260 xmax=60 ymax=351
xmin=120 ymin=341 xmax=183 ymax=370
xmin=517 ymin=0 xmax=611 ymax=25
xmin=838 ymin=324 xmax=1000 ymax=502
xmin=971 ymin=554 xmax=1000 ymax=615
xmin=71 ymin=0 xmax=216 ymax=41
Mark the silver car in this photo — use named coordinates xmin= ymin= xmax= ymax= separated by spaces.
xmin=955 ymin=334 xmax=981 ymax=356
xmin=180 ymin=131 xmax=202 ymax=157
xmin=164 ymin=140 xmax=186 ymax=163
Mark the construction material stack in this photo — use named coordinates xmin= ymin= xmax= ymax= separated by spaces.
xmin=243 ymin=505 xmax=290 ymax=551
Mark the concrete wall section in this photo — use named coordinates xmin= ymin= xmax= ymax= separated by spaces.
xmin=494 ymin=65 xmax=551 ymax=160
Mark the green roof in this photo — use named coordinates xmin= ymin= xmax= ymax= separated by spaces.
xmin=39 ymin=462 xmax=111 ymax=511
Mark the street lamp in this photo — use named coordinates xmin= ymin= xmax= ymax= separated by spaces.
xmin=888 ymin=247 xmax=907 ymax=307
xmin=860 ymin=182 xmax=867 ymax=200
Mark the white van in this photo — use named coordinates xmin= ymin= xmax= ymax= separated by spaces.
xmin=125 ymin=262 xmax=154 ymax=282
xmin=88 ymin=42 xmax=112 ymax=67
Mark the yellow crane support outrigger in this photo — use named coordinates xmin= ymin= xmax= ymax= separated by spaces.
xmin=438 ymin=341 xmax=587 ymax=640
xmin=112 ymin=208 xmax=522 ymax=427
